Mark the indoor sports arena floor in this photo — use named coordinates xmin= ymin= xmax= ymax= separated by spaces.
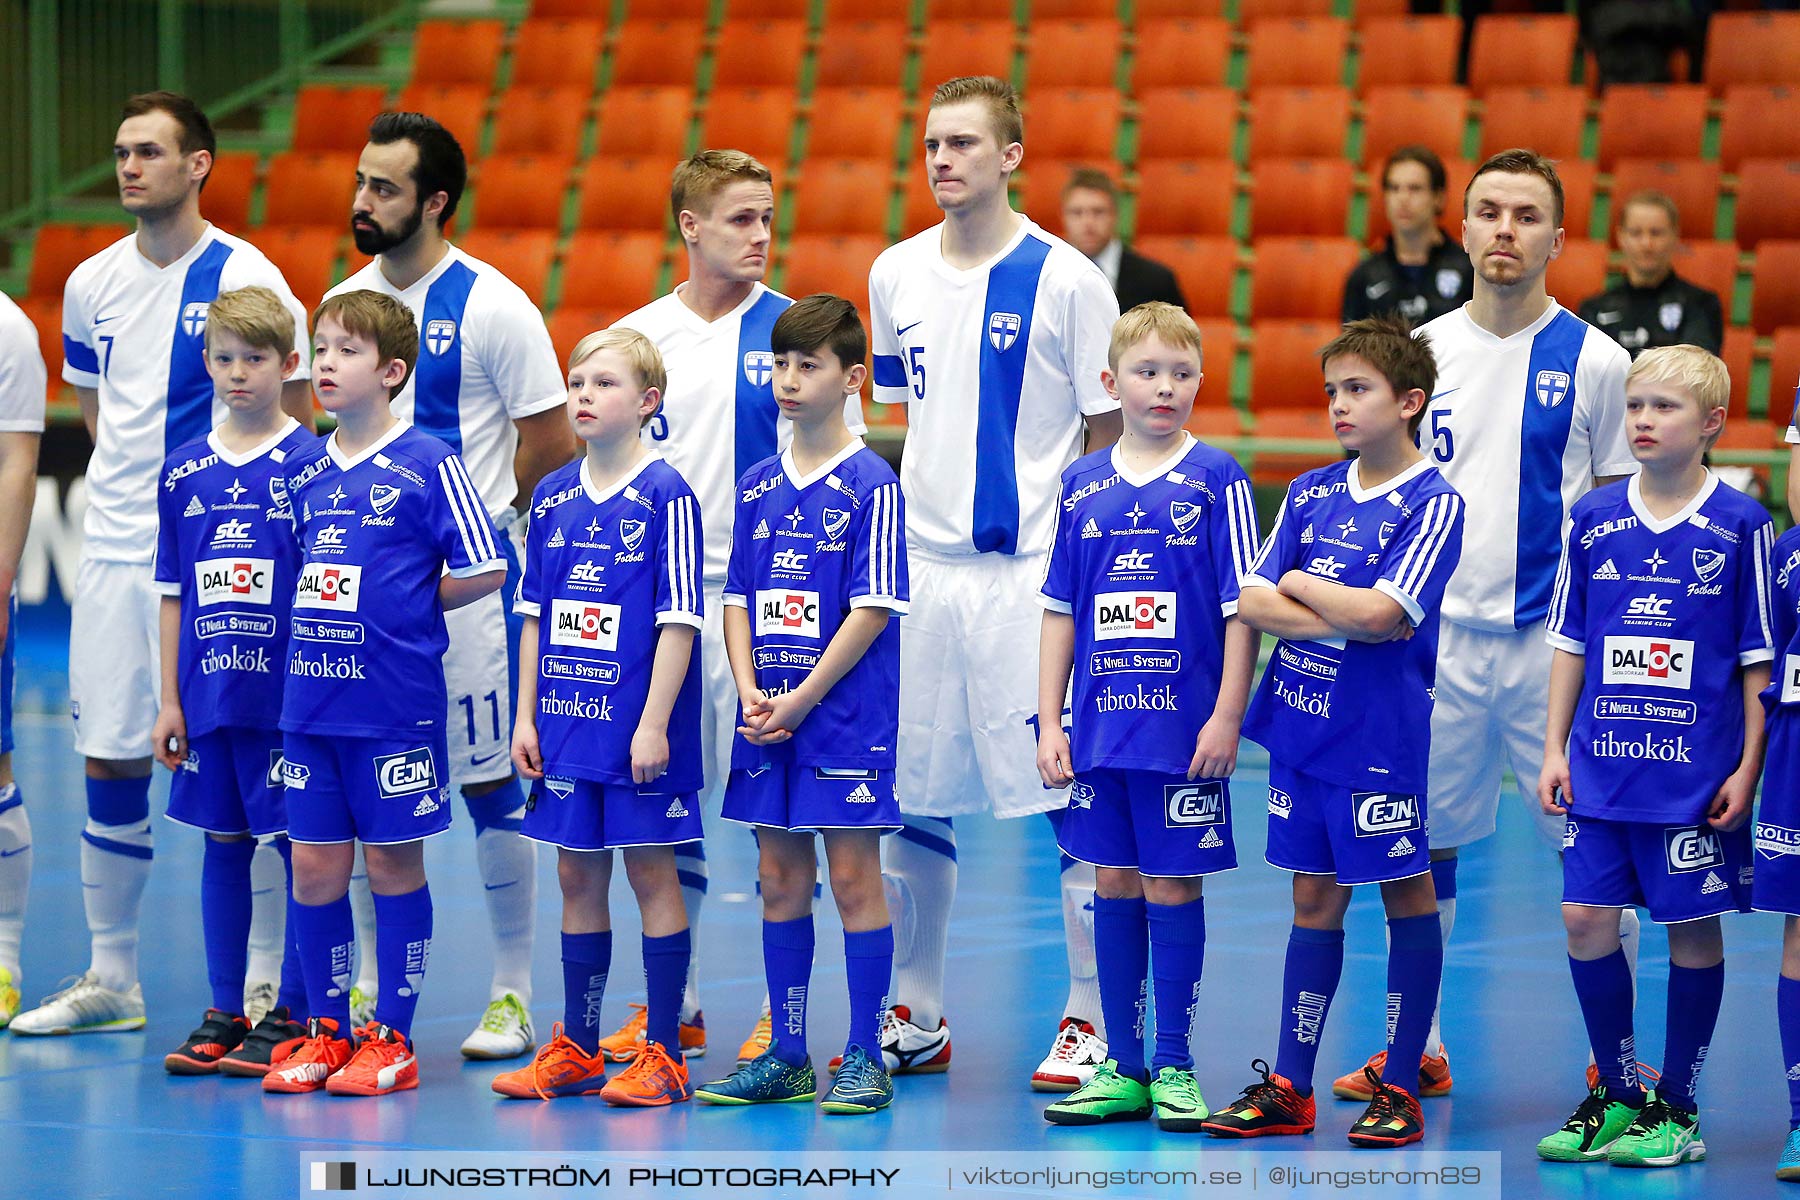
xmin=0 ymin=616 xmax=1787 ymax=1199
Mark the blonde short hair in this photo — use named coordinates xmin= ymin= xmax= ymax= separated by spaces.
xmin=1108 ymin=302 xmax=1205 ymax=372
xmin=1628 ymin=344 xmax=1730 ymax=448
xmin=569 ymin=327 xmax=667 ymax=425
xmin=929 ymin=75 xmax=1023 ymax=148
xmin=205 ymin=285 xmax=294 ymax=355
xmin=670 ymin=149 xmax=773 ymax=227
xmin=310 ymin=290 xmax=418 ymax=397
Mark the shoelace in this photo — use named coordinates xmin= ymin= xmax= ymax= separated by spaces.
xmin=1357 ymin=1071 xmax=1408 ymax=1128
xmin=1045 ymin=1025 xmax=1094 ymax=1063
xmin=876 ymin=1008 xmax=900 ymax=1045
xmin=631 ymin=1042 xmax=681 ymax=1086
xmin=479 ymin=996 xmax=523 ymax=1034
xmin=837 ymin=1050 xmax=881 ymax=1091
xmin=45 ymin=976 xmax=125 ymax=1023
xmin=1157 ymin=1071 xmax=1203 ymax=1106
xmin=1228 ymin=1059 xmax=1285 ymax=1110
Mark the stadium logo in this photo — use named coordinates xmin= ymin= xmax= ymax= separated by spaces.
xmin=822 ymin=509 xmax=851 ymax=541
xmin=1169 ymin=501 xmax=1203 ymax=535
xmin=295 ymin=562 xmax=361 ymax=611
xmin=181 ymin=301 xmax=210 ymax=337
xmin=619 ymin=519 xmax=646 ymax=553
xmin=374 ymin=747 xmax=438 ymax=799
xmin=1353 ymin=793 xmax=1421 ymax=837
xmin=1094 ymin=590 xmax=1177 ymax=641
xmin=424 ymin=319 xmax=457 ymax=356
xmin=1164 ymin=782 xmax=1225 ymax=828
xmin=369 ymin=483 xmax=400 ymax=516
xmin=1602 ymin=635 xmax=1693 ymax=688
xmin=1665 ymin=827 xmax=1723 ymax=874
xmin=1534 ymin=368 xmax=1571 ymax=408
xmin=195 ymin=557 xmax=274 ymax=606
xmin=1692 ymin=548 xmax=1725 ymax=584
xmin=743 ymin=350 xmax=774 ymax=387
xmin=988 ymin=311 xmax=1021 ymax=352
xmin=549 ymin=598 xmax=620 ymax=650
xmin=756 ymin=588 xmax=821 ymax=638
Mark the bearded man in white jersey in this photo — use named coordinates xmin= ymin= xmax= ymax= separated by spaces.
xmin=868 ymin=76 xmax=1123 ymax=1090
xmin=1327 ymin=148 xmax=1636 ymax=1103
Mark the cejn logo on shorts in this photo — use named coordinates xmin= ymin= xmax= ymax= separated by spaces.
xmin=1353 ymin=792 xmax=1421 ymax=838
xmin=1164 ymin=782 xmax=1225 ymax=828
xmin=1665 ymin=827 xmax=1724 ymax=874
xmin=1093 ymin=591 xmax=1177 ymax=641
xmin=295 ymin=562 xmax=361 ymax=611
xmin=548 ymin=598 xmax=621 ymax=651
xmin=374 ymin=747 xmax=438 ymax=799
xmin=194 ymin=557 xmax=274 ymax=606
xmin=756 ymin=589 xmax=821 ymax=638
xmin=1602 ymin=636 xmax=1694 ymax=688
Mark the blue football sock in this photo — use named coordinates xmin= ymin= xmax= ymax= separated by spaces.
xmin=1569 ymin=948 xmax=1642 ymax=1098
xmin=292 ymin=895 xmax=355 ymax=1031
xmin=1658 ymin=960 xmax=1724 ymax=1113
xmin=642 ymin=930 xmax=690 ymax=1053
xmin=763 ymin=916 xmax=814 ymax=1066
xmin=371 ymin=885 xmax=433 ymax=1038
xmin=1094 ymin=894 xmax=1150 ymax=1080
xmin=272 ymin=837 xmax=306 ymax=1018
xmin=1274 ymin=925 xmax=1345 ymax=1095
xmin=843 ymin=925 xmax=894 ymax=1059
xmin=1147 ymin=896 xmax=1206 ymax=1072
xmin=1782 ymin=974 xmax=1800 ymax=1130
xmin=200 ymin=837 xmax=255 ymax=1013
xmin=1380 ymin=912 xmax=1444 ymax=1091
xmin=562 ymin=931 xmax=611 ymax=1056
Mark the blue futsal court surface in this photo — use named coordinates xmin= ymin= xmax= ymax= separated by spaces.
xmin=0 ymin=611 xmax=1791 ymax=1199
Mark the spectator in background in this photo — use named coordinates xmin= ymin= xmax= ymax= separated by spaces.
xmin=1060 ymin=168 xmax=1188 ymax=313
xmin=1342 ymin=147 xmax=1474 ymax=326
xmin=1578 ymin=190 xmax=1723 ymax=357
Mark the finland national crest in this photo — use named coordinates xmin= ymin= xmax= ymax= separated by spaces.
xmin=1534 ymin=369 xmax=1571 ymax=408
xmin=1659 ymin=302 xmax=1684 ymax=332
xmin=369 ymin=483 xmax=400 ymax=516
xmin=425 ymin=318 xmax=457 ymax=356
xmin=181 ymin=301 xmax=210 ymax=337
xmin=619 ymin=519 xmax=647 ymax=553
xmin=1435 ymin=268 xmax=1461 ymax=299
xmin=1693 ymin=547 xmax=1725 ymax=584
xmin=743 ymin=350 xmax=773 ymax=387
xmin=822 ymin=508 xmax=851 ymax=541
xmin=988 ymin=311 xmax=1022 ymax=353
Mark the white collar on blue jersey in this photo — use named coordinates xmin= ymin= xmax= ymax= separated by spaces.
xmin=580 ymin=450 xmax=661 ymax=504
xmin=781 ymin=437 xmax=866 ymax=491
xmin=207 ymin=417 xmax=300 ymax=467
xmin=1627 ymin=468 xmax=1717 ymax=534
xmin=1109 ymin=433 xmax=1194 ymax=488
xmin=1345 ymin=456 xmax=1434 ymax=504
xmin=325 ymin=419 xmax=408 ymax=471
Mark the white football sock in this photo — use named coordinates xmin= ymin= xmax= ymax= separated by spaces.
xmin=1060 ymin=857 xmax=1103 ymax=1039
xmin=348 ymin=850 xmax=377 ymax=994
xmin=885 ymin=815 xmax=956 ymax=1029
xmin=244 ymin=837 xmax=286 ymax=986
xmin=675 ymin=842 xmax=707 ymax=1021
xmin=0 ymin=785 xmax=29 ymax=974
xmin=81 ymin=819 xmax=153 ymax=991
xmin=475 ymin=825 xmax=536 ymax=1002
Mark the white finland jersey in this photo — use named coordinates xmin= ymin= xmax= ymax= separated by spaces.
xmin=0 ymin=293 xmax=47 ymax=433
xmin=870 ymin=217 xmax=1120 ymax=558
xmin=1414 ymin=301 xmax=1633 ymax=632
xmin=329 ymin=244 xmax=564 ymax=518
xmin=616 ymin=283 xmax=865 ymax=584
xmin=61 ymin=225 xmax=310 ymax=564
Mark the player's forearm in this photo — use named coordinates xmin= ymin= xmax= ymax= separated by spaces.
xmin=515 ymin=617 xmax=540 ymax=728
xmin=723 ymin=605 xmax=759 ymax=700
xmin=1543 ymin=648 xmax=1585 ymax=755
xmin=1037 ymin=611 xmax=1077 ymax=727
xmin=1738 ymin=663 xmax=1773 ymax=775
xmin=639 ymin=624 xmax=697 ymax=732
xmin=440 ymin=568 xmax=505 ymax=611
xmin=158 ymin=595 xmax=183 ymax=707
xmin=512 ymin=409 xmax=578 ymax=514
xmin=1211 ymin=616 xmax=1256 ymax=725
xmin=794 ymin=607 xmax=890 ymax=709
xmin=0 ymin=431 xmax=41 ymax=588
xmin=76 ymin=386 xmax=98 ymax=443
xmin=1278 ymin=571 xmax=1407 ymax=641
xmin=1236 ymin=583 xmax=1338 ymax=641
xmin=280 ymin=379 xmax=316 ymax=432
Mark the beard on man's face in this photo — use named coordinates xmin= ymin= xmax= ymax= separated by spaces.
xmin=352 ymin=201 xmax=424 ymax=256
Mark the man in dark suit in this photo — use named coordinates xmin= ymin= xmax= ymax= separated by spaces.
xmin=1059 ymin=167 xmax=1188 ymax=312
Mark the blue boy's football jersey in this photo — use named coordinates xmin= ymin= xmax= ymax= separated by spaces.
xmin=1241 ymin=458 xmax=1466 ymax=793
xmin=722 ymin=439 xmax=908 ymax=770
xmin=152 ymin=420 xmax=311 ymax=736
xmin=1038 ymin=436 xmax=1260 ymax=775
xmin=1764 ymin=527 xmax=1800 ymax=719
xmin=279 ymin=422 xmax=505 ymax=738
xmin=517 ymin=453 xmax=705 ymax=790
xmin=1547 ymin=473 xmax=1774 ymax=824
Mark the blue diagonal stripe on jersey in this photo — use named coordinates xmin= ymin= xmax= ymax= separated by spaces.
xmin=166 ymin=239 xmax=234 ymax=454
xmin=735 ymin=291 xmax=791 ymax=483
xmin=1515 ymin=309 xmax=1586 ymax=628
xmin=973 ymin=233 xmax=1052 ymax=555
xmin=414 ymin=260 xmax=479 ymax=452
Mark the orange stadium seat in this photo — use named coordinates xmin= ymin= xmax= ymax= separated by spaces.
xmin=1132 ymin=236 xmax=1239 ymax=318
xmin=638 ymin=0 xmax=709 ymax=17
xmin=1668 ymin=240 xmax=1741 ymax=305
xmin=1024 ymin=89 xmax=1121 ymax=161
xmin=262 ymin=152 xmax=355 ymax=227
xmin=510 ymin=18 xmax=606 ymax=89
xmin=549 ymin=307 xmax=629 ymax=361
xmin=1136 ymin=88 xmax=1238 ymax=162
xmin=611 ymin=20 xmax=707 ymax=88
xmin=826 ymin=0 xmax=911 ymax=21
xmin=1364 ymin=155 xmax=1471 ymax=246
xmin=713 ymin=20 xmax=809 ymax=88
xmin=1239 ymin=0 xmax=1336 ymax=18
xmin=926 ymin=0 xmax=1013 ymax=18
xmin=595 ymin=87 xmax=693 ymax=159
xmin=27 ymin=223 xmax=126 ymax=297
xmin=1733 ymin=160 xmax=1800 ymax=248
xmin=1132 ymin=19 xmax=1233 ymax=91
xmin=491 ymin=87 xmax=590 ymax=158
xmin=1555 ymin=157 xmax=1600 ymax=242
xmin=1355 ymin=17 xmax=1461 ymax=90
xmin=1718 ymin=325 xmax=1752 ymax=423
xmin=1135 ymin=0 xmax=1228 ymax=18
xmin=1024 ymin=21 xmax=1122 ymax=89
xmin=1247 ymin=88 xmax=1351 ymax=160
xmin=1250 ymin=237 xmax=1362 ymax=319
xmin=808 ymin=88 xmax=904 ymax=165
xmin=1031 ymin=0 xmax=1119 ymax=17
xmin=574 ymin=157 xmax=676 ymax=232
xmin=1477 ymin=87 xmax=1586 ymax=161
xmin=254 ymin=226 xmax=343 ymax=310
xmin=728 ymin=0 xmax=811 ymax=17
xmin=560 ymin=231 xmax=666 ymax=311
xmin=1719 ymin=87 xmax=1800 ymax=171
xmin=1768 ymin=327 xmax=1800 ymax=423
xmin=780 ymin=234 xmax=886 ymax=314
xmin=920 ymin=21 xmax=1014 ymax=84
xmin=1704 ymin=11 xmax=1800 ymax=94
xmin=1250 ymin=320 xmax=1337 ymax=410
xmin=457 ymin=229 xmax=555 ymax=304
xmin=395 ymin=85 xmax=487 ymax=156
xmin=290 ymin=86 xmax=386 ymax=153
xmin=1468 ymin=14 xmax=1577 ymax=95
xmin=525 ymin=0 xmax=608 ymax=16
xmin=1134 ymin=160 xmax=1237 ymax=238
xmin=1245 ymin=18 xmax=1349 ymax=91
xmin=1361 ymin=87 xmax=1469 ymax=167
xmin=1607 ymin=159 xmax=1721 ymax=242
xmin=1545 ymin=239 xmax=1610 ymax=313
xmin=901 ymin=178 xmax=943 ymax=235
xmin=794 ymin=158 xmax=893 ymax=235
xmin=409 ymin=19 xmax=505 ymax=90
xmin=701 ymin=89 xmax=797 ymax=168
xmin=1016 ymin=158 xmax=1096 ymax=225
xmin=203 ymin=151 xmax=258 ymax=232
xmin=1249 ymin=158 xmax=1353 ymax=238
xmin=1246 ymin=408 xmax=1342 ymax=485
xmin=1596 ymin=85 xmax=1707 ymax=169
xmin=467 ymin=154 xmax=572 ymax=230
xmin=1186 ymin=405 xmax=1244 ymax=441
xmin=815 ymin=22 xmax=909 ymax=89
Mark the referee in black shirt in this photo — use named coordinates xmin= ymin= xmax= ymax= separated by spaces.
xmin=1341 ymin=146 xmax=1474 ymax=325
xmin=1578 ymin=190 xmax=1723 ymax=356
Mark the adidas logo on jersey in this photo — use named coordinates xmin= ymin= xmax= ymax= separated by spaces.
xmin=412 ymin=792 xmax=441 ymax=817
xmin=754 ymin=519 xmax=771 ymax=540
xmin=1594 ymin=558 xmax=1621 ymax=580
xmin=1197 ymin=827 xmax=1223 ymax=850
xmin=546 ymin=527 xmax=565 ymax=548
xmin=183 ymin=495 xmax=206 ymax=518
xmin=1788 ymin=1062 xmax=1800 ymax=1082
xmin=845 ymin=783 xmax=877 ymax=804
xmin=665 ymin=798 xmax=690 ymax=819
xmin=1387 ymin=836 xmax=1417 ymax=858
xmin=1081 ymin=519 xmax=1101 ymax=540
xmin=1700 ymin=870 xmax=1727 ymax=895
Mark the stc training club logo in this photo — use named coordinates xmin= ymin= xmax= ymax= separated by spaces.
xmin=1093 ymin=591 xmax=1177 ymax=641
